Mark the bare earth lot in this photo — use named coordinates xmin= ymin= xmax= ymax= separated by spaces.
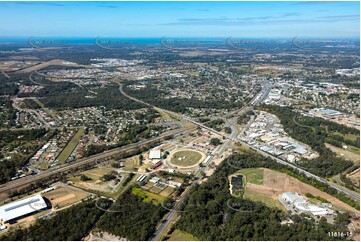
xmin=246 ymin=168 xmax=359 ymax=215
xmin=347 ymin=168 xmax=360 ymax=188
xmin=43 ymin=187 xmax=89 ymax=209
xmin=325 ymin=143 xmax=360 ymax=163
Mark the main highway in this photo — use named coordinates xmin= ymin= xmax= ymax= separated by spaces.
xmin=119 ymin=82 xmax=360 ymax=202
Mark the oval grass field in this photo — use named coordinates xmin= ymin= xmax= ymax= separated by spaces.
xmin=170 ymin=150 xmax=203 ymax=167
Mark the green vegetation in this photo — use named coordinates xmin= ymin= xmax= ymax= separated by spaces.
xmin=167 ymin=229 xmax=198 ymax=241
xmin=238 ymin=168 xmax=264 ymax=185
xmin=0 ymin=98 xmax=17 ymax=128
xmin=80 ymin=174 xmax=92 ymax=181
xmin=210 ymin=138 xmax=221 ymax=146
xmin=207 ymin=119 xmax=225 ymax=131
xmin=101 ymin=171 xmax=118 ymax=182
xmin=96 ymin=189 xmax=168 ymax=240
xmin=0 ymin=78 xmax=19 ymax=96
xmin=27 ymin=81 xmax=146 ymax=111
xmin=84 ymin=123 xmax=156 ymax=157
xmin=243 ymin=189 xmax=286 ymax=211
xmin=261 ymin=105 xmax=357 ymax=177
xmin=340 ymin=173 xmax=359 ymax=190
xmin=0 ymin=199 xmax=111 ymax=241
xmin=123 ymin=82 xmax=243 ymax=113
xmin=237 ymin=109 xmax=254 ymax=124
xmin=23 ymin=99 xmax=42 ymax=109
xmin=57 ymin=128 xmax=84 ymax=163
xmin=0 ymin=128 xmax=48 ymax=184
xmin=175 ymin=152 xmax=353 ymax=240
xmin=123 ymin=172 xmax=135 ymax=186
xmin=131 ymin=187 xmax=166 ymax=204
xmin=305 ymin=193 xmax=329 ymax=203
xmin=171 ymin=150 xmax=202 ymax=166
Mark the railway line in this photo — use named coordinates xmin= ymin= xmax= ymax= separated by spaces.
xmin=119 ymin=83 xmax=360 ymax=202
xmin=0 ymin=127 xmax=194 ymax=196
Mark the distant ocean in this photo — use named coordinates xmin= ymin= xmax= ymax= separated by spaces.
xmin=0 ymin=37 xmax=231 ymax=45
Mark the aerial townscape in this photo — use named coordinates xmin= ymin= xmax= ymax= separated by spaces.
xmin=0 ymin=1 xmax=360 ymax=241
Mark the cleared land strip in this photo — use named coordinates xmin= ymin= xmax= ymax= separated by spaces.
xmin=57 ymin=128 xmax=85 ymax=164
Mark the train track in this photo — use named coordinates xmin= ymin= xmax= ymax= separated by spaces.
xmin=0 ymin=127 xmax=193 ymax=196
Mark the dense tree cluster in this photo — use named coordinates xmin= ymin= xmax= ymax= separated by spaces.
xmin=0 ymin=78 xmax=19 ymax=95
xmin=260 ymin=105 xmax=357 ymax=177
xmin=237 ymin=109 xmax=254 ymax=124
xmin=22 ymin=99 xmax=42 ymax=109
xmin=206 ymin=119 xmax=225 ymax=131
xmin=175 ymin=153 xmax=353 ymax=240
xmin=96 ymin=189 xmax=167 ymax=240
xmin=37 ymin=84 xmax=145 ymax=111
xmin=210 ymin=138 xmax=221 ymax=146
xmin=0 ymin=129 xmax=48 ymax=184
xmin=0 ymin=98 xmax=17 ymax=127
xmin=0 ymin=199 xmax=111 ymax=241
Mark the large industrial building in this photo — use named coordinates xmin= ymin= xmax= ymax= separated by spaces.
xmin=0 ymin=195 xmax=47 ymax=224
xmin=149 ymin=150 xmax=161 ymax=160
xmin=280 ymin=192 xmax=332 ymax=216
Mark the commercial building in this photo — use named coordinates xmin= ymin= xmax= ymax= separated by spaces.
xmin=149 ymin=150 xmax=161 ymax=160
xmin=0 ymin=195 xmax=47 ymax=223
xmin=280 ymin=192 xmax=332 ymax=216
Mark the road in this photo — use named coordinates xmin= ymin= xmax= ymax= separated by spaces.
xmin=228 ymin=119 xmax=360 ymax=202
xmin=123 ymin=81 xmax=359 ymax=202
xmin=0 ymin=127 xmax=194 ymax=197
xmin=151 ymin=179 xmax=199 ymax=241
xmin=119 ymin=82 xmax=359 ymax=202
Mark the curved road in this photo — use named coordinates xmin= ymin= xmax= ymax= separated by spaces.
xmin=119 ymin=82 xmax=359 ymax=202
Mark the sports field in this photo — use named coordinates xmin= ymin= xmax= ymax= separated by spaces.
xmin=170 ymin=149 xmax=203 ymax=167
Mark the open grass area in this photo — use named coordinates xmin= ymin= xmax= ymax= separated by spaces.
xmin=243 ymin=189 xmax=286 ymax=211
xmin=170 ymin=150 xmax=202 ymax=167
xmin=123 ymin=156 xmax=139 ymax=169
xmin=57 ymin=128 xmax=84 ymax=164
xmin=238 ymin=168 xmax=264 ymax=185
xmin=69 ymin=168 xmax=115 ymax=194
xmin=168 ymin=229 xmax=198 ymax=241
xmin=159 ymin=186 xmax=175 ymax=197
xmin=331 ymin=131 xmax=360 ymax=142
xmin=70 ymin=168 xmax=111 ymax=182
xmin=131 ymin=187 xmax=166 ymax=204
xmin=38 ymin=161 xmax=51 ymax=170
xmin=325 ymin=143 xmax=360 ymax=163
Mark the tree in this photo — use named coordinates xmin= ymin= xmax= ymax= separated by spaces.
xmin=210 ymin=138 xmax=221 ymax=146
xmin=80 ymin=174 xmax=91 ymax=181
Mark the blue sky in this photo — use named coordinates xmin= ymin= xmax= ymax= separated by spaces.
xmin=0 ymin=1 xmax=359 ymax=38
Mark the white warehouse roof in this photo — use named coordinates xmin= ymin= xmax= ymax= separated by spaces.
xmin=0 ymin=195 xmax=47 ymax=223
xmin=149 ymin=150 xmax=161 ymax=159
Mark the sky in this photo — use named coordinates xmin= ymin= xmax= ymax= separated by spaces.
xmin=0 ymin=1 xmax=359 ymax=38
